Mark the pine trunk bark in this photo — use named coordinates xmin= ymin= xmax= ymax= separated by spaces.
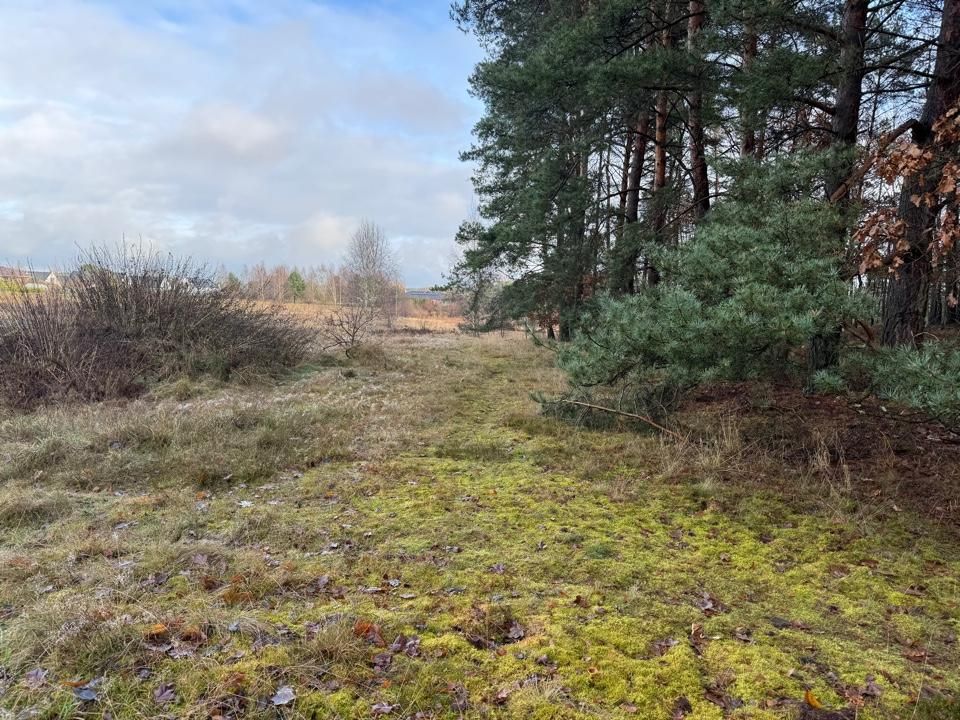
xmin=740 ymin=26 xmax=757 ymax=157
xmin=648 ymin=85 xmax=669 ymax=286
xmin=881 ymin=0 xmax=960 ymax=346
xmin=612 ymin=115 xmax=651 ymax=293
xmin=809 ymin=0 xmax=868 ymax=378
xmin=688 ymin=0 xmax=710 ymax=220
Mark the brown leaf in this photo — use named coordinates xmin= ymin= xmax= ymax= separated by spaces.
xmin=650 ymin=637 xmax=678 ymax=657
xmin=902 ymin=647 xmax=928 ymax=663
xmin=143 ymin=623 xmax=169 ymax=641
xmin=671 ymin=696 xmax=693 ymax=719
xmin=862 ymin=677 xmax=881 ymax=698
xmin=689 ymin=623 xmax=707 ymax=655
xmin=179 ymin=625 xmax=207 ymax=643
xmin=153 ymin=683 xmax=176 ymax=705
xmin=693 ymin=591 xmax=725 ymax=616
xmin=353 ymin=620 xmax=386 ymax=646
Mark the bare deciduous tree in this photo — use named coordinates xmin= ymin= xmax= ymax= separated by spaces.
xmin=321 ymin=220 xmax=400 ymax=352
xmin=342 ymin=220 xmax=399 ymax=318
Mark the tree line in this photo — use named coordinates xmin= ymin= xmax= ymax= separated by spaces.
xmin=222 ymin=222 xmax=405 ymax=311
xmin=451 ymin=0 xmax=960 ymax=421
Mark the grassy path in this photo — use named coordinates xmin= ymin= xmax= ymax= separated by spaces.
xmin=0 ymin=334 xmax=957 ymax=719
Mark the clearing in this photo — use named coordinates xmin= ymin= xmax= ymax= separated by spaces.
xmin=0 ymin=333 xmax=957 ymax=719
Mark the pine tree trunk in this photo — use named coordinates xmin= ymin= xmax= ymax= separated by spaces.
xmin=688 ymin=0 xmax=710 ymax=220
xmin=648 ymin=85 xmax=669 ymax=286
xmin=825 ymin=0 xmax=868 ymax=199
xmin=645 ymin=6 xmax=674 ymax=288
xmin=612 ymin=115 xmax=650 ymax=293
xmin=881 ymin=0 xmax=960 ymax=347
xmin=740 ymin=26 xmax=757 ymax=157
xmin=809 ymin=0 xmax=868 ymax=379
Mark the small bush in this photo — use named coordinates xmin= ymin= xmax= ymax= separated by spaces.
xmin=846 ymin=343 xmax=960 ymax=425
xmin=319 ymin=301 xmax=377 ymax=355
xmin=0 ymin=246 xmax=314 ymax=408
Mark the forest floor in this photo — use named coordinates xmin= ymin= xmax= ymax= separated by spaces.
xmin=0 ymin=332 xmax=958 ymax=720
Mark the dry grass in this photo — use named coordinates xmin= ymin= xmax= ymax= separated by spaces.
xmin=0 ymin=332 xmax=957 ymax=720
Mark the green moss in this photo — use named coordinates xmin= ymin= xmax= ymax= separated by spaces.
xmin=1 ymin=335 xmax=958 ymax=719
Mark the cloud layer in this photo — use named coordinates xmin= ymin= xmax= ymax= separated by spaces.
xmin=0 ymin=0 xmax=481 ymax=285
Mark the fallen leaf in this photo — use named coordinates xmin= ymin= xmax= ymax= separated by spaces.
xmin=23 ymin=668 xmax=48 ymax=689
xmin=371 ymin=701 xmax=399 ymax=715
xmin=693 ymin=591 xmax=725 ymax=616
xmin=861 ymin=675 xmax=882 ymax=698
xmin=650 ymin=637 xmax=678 ymax=656
xmin=271 ymin=686 xmax=296 ymax=706
xmin=671 ymin=696 xmax=693 ymax=719
xmin=354 ymin=620 xmax=386 ymax=646
xmin=143 ymin=623 xmax=169 ymax=641
xmin=689 ymin=623 xmax=707 ymax=655
xmin=449 ymin=683 xmax=470 ymax=712
xmin=902 ymin=647 xmax=928 ymax=663
xmin=153 ymin=683 xmax=176 ymax=705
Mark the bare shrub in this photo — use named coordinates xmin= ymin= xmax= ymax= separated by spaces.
xmin=0 ymin=246 xmax=314 ymax=408
xmin=319 ymin=300 xmax=377 ymax=356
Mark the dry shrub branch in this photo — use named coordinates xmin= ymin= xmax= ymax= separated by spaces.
xmin=0 ymin=246 xmax=314 ymax=408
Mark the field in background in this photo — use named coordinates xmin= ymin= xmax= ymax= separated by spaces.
xmin=0 ymin=332 xmax=958 ymax=719
xmin=257 ymin=301 xmax=464 ymax=333
xmin=0 ymin=291 xmax=465 ymax=332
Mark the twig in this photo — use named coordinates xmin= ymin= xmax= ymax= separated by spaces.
xmin=555 ymin=399 xmax=683 ymax=440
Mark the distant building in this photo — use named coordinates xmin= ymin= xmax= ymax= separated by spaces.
xmin=0 ymin=266 xmax=30 ymax=283
xmin=0 ymin=267 xmax=68 ymax=290
xmin=405 ymin=288 xmax=448 ymax=302
xmin=29 ymin=270 xmax=63 ymax=286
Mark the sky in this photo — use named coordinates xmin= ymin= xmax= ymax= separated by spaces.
xmin=0 ymin=0 xmax=483 ymax=286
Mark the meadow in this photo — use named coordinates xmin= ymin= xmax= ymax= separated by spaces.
xmin=0 ymin=328 xmax=957 ymax=719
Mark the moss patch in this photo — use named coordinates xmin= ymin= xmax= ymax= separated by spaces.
xmin=0 ymin=334 xmax=957 ymax=719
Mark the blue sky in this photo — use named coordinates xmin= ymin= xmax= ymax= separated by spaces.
xmin=0 ymin=0 xmax=483 ymax=285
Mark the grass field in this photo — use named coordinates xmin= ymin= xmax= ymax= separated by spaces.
xmin=263 ymin=302 xmax=463 ymax=334
xmin=0 ymin=333 xmax=957 ymax=719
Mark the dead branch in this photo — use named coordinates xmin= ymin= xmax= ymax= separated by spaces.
xmin=555 ymin=399 xmax=684 ymax=439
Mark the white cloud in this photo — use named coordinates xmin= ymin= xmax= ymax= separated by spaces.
xmin=0 ymin=0 xmax=481 ymax=286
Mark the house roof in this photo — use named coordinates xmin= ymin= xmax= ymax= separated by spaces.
xmin=405 ymin=289 xmax=448 ymax=301
xmin=0 ymin=267 xmax=66 ymax=284
xmin=0 ymin=266 xmax=29 ymax=280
